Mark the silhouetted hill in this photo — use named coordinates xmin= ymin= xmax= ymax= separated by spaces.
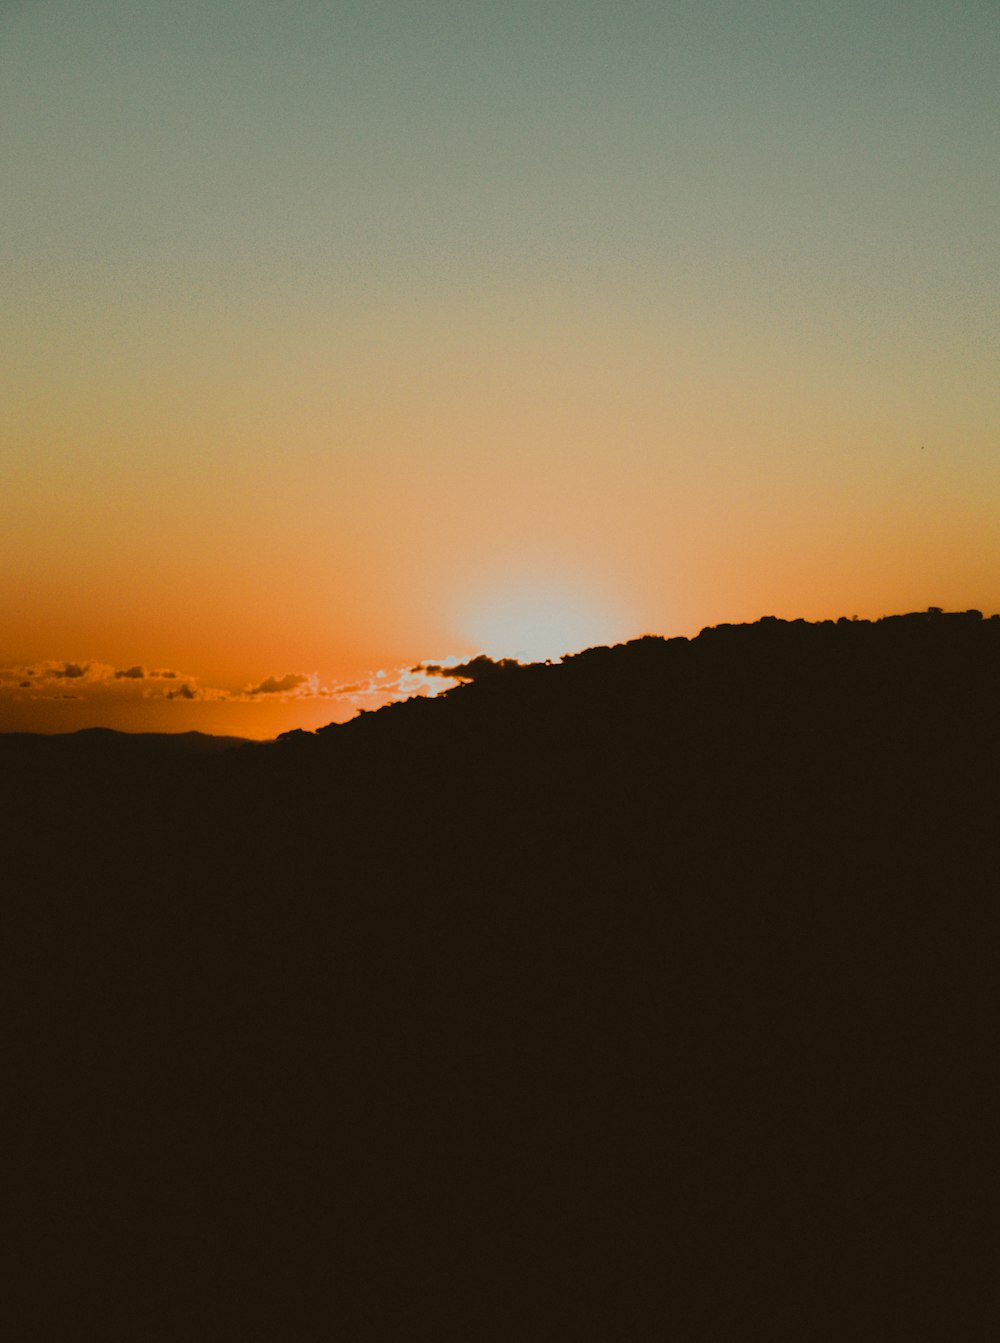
xmin=0 ymin=725 xmax=251 ymax=772
xmin=5 ymin=611 xmax=997 ymax=1335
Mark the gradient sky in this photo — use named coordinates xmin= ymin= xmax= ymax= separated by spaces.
xmin=3 ymin=0 xmax=998 ymax=735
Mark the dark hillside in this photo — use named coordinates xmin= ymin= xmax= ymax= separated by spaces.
xmin=4 ymin=610 xmax=997 ymax=1336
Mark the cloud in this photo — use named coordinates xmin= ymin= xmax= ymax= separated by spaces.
xmin=246 ymin=672 xmax=315 ymax=697
xmin=137 ymin=668 xmax=189 ymax=682
xmin=149 ymin=679 xmax=230 ymax=702
xmin=111 ymin=665 xmax=188 ymax=682
xmin=418 ymin=655 xmax=523 ymax=680
xmin=0 ymin=661 xmax=106 ymax=700
xmin=327 ymin=662 xmax=464 ymax=714
xmin=0 ymin=659 xmax=199 ymax=695
xmin=165 ymin=684 xmax=198 ymax=700
xmin=0 ymin=657 xmax=229 ymax=709
xmin=16 ymin=660 xmax=118 ymax=686
xmin=0 ymin=652 xmax=467 ymax=718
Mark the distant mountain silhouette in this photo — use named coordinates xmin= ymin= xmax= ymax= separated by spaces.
xmin=5 ymin=610 xmax=996 ymax=1335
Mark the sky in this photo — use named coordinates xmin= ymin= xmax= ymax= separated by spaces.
xmin=2 ymin=0 xmax=998 ymax=736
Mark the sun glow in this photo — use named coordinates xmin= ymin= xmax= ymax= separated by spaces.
xmin=461 ymin=585 xmax=620 ymax=664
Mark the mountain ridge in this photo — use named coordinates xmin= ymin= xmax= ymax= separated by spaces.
xmin=5 ymin=606 xmax=996 ymax=1332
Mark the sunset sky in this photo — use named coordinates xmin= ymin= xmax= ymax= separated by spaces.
xmin=3 ymin=0 xmax=998 ymax=736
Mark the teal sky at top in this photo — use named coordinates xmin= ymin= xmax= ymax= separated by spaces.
xmin=2 ymin=0 xmax=999 ymax=665
xmin=6 ymin=0 xmax=997 ymax=312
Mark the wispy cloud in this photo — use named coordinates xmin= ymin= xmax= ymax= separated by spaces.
xmin=39 ymin=660 xmax=115 ymax=683
xmin=328 ymin=663 xmax=462 ymax=713
xmin=245 ymin=672 xmax=318 ymax=697
xmin=165 ymin=684 xmax=198 ymax=701
xmin=237 ymin=665 xmax=461 ymax=707
xmin=1 ymin=660 xmax=199 ymax=702
xmin=0 ymin=654 xmax=464 ymax=719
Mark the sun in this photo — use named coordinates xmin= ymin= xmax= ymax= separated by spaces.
xmin=460 ymin=584 xmax=620 ymax=664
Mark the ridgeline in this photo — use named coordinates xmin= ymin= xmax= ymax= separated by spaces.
xmin=5 ymin=609 xmax=996 ymax=1334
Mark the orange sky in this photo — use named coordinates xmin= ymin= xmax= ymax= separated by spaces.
xmin=3 ymin=2 xmax=998 ymax=737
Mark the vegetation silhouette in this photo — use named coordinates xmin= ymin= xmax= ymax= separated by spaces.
xmin=4 ymin=609 xmax=996 ymax=1335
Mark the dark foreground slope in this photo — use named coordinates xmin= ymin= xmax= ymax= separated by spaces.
xmin=4 ymin=611 xmax=997 ymax=1337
